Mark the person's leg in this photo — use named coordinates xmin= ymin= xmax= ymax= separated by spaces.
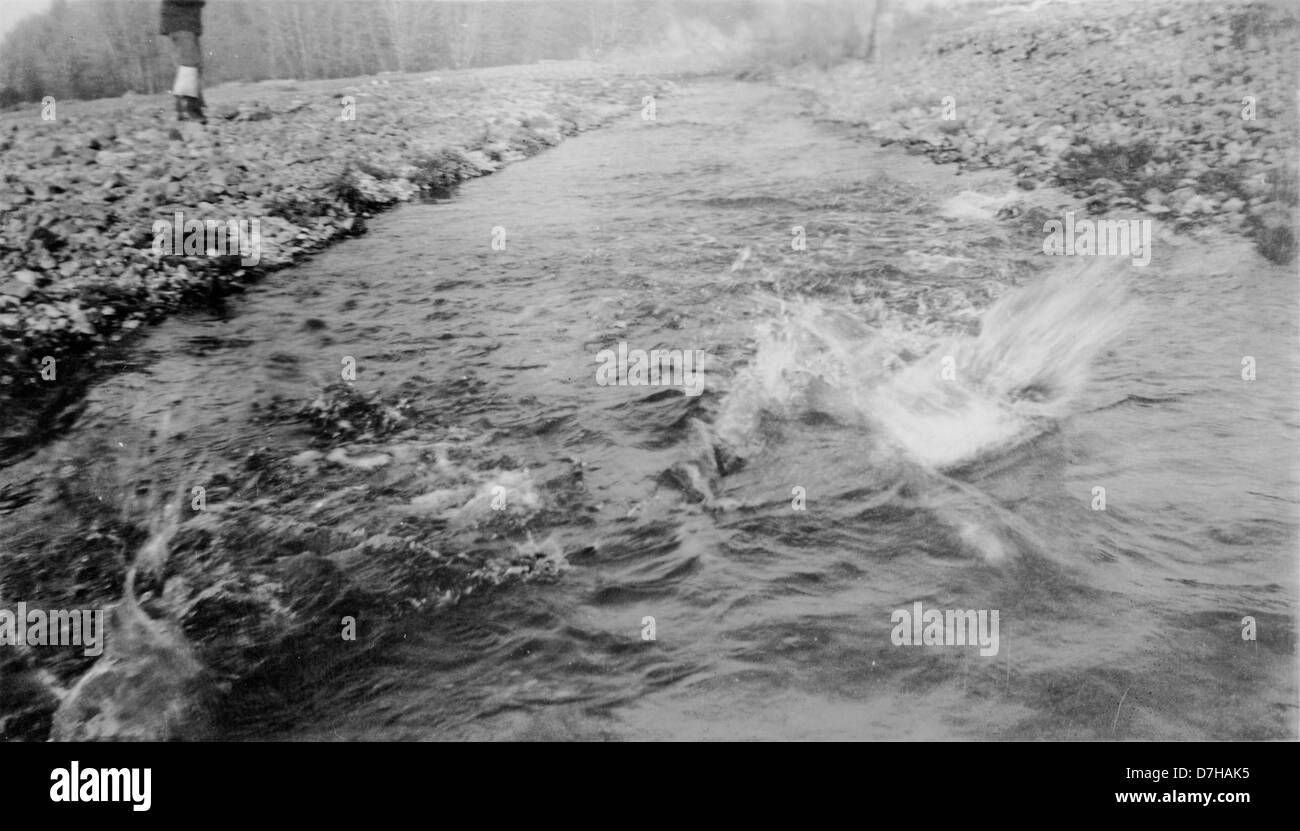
xmin=193 ymin=36 xmax=204 ymax=107
xmin=171 ymin=29 xmax=202 ymax=70
xmin=169 ymin=30 xmax=205 ymax=122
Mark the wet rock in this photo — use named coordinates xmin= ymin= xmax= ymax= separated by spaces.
xmin=297 ymin=383 xmax=411 ymax=441
xmin=659 ymin=462 xmax=715 ymax=504
xmin=1255 ymin=223 xmax=1297 ymax=264
xmin=0 ymin=279 xmax=33 ymax=300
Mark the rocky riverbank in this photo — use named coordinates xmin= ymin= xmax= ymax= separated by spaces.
xmin=789 ymin=0 xmax=1299 ymax=264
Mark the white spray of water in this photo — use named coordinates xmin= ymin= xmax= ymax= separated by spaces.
xmin=718 ymin=257 xmax=1132 ymax=473
xmin=865 ymin=258 xmax=1131 ymax=469
xmin=706 ymin=259 xmax=1133 ymax=561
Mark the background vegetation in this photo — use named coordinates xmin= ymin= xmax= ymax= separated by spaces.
xmin=0 ymin=0 xmax=766 ymax=105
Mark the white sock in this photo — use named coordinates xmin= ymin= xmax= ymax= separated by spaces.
xmin=172 ymin=66 xmax=201 ymax=98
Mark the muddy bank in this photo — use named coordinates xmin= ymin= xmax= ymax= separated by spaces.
xmin=785 ymin=0 xmax=1299 ymax=263
xmin=0 ymin=64 xmax=670 ymax=461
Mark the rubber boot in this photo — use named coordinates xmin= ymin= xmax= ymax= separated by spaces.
xmin=184 ymin=95 xmax=207 ymax=124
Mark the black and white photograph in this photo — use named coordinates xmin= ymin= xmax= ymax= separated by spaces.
xmin=0 ymin=0 xmax=1295 ymax=759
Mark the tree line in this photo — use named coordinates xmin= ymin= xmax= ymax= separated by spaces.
xmin=0 ymin=0 xmax=757 ymax=106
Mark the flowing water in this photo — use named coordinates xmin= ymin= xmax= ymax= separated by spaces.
xmin=8 ymin=79 xmax=1298 ymax=740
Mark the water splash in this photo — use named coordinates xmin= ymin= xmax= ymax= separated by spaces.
xmin=870 ymin=258 xmax=1132 ymax=469
xmin=52 ymin=408 xmax=214 ymax=741
xmin=716 ymin=257 xmax=1133 ymax=472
